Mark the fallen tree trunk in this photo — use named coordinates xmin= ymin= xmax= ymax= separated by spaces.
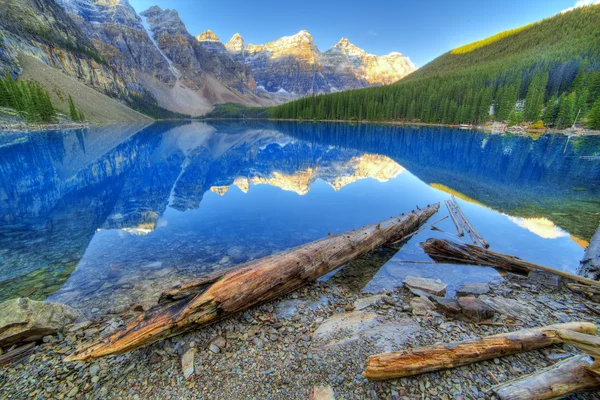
xmin=66 ymin=204 xmax=439 ymax=362
xmin=492 ymin=354 xmax=600 ymax=400
xmin=421 ymin=238 xmax=600 ymax=288
xmin=451 ymin=196 xmax=489 ymax=248
xmin=444 ymin=200 xmax=464 ymax=237
xmin=579 ymin=224 xmax=600 ymax=280
xmin=362 ymin=322 xmax=597 ymax=380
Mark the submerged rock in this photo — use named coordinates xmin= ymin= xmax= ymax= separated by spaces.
xmin=0 ymin=298 xmax=80 ymax=346
xmin=403 ymin=276 xmax=447 ymax=296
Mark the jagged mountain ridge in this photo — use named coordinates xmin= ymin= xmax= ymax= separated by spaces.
xmin=222 ymin=30 xmax=417 ymax=95
xmin=0 ymin=0 xmax=416 ymax=116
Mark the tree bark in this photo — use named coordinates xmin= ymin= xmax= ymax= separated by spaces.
xmin=492 ymin=354 xmax=600 ymax=400
xmin=421 ymin=238 xmax=600 ymax=287
xmin=362 ymin=322 xmax=597 ymax=380
xmin=66 ymin=204 xmax=439 ymax=362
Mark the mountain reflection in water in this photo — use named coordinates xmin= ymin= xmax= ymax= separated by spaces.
xmin=0 ymin=121 xmax=598 ymax=314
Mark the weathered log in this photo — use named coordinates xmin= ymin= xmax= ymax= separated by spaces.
xmin=567 ymin=283 xmax=600 ymax=302
xmin=66 ymin=204 xmax=439 ymax=362
xmin=444 ymin=200 xmax=464 ymax=237
xmin=579 ymin=224 xmax=600 ymax=280
xmin=451 ymin=196 xmax=489 ymax=248
xmin=421 ymin=238 xmax=600 ymax=288
xmin=0 ymin=342 xmax=35 ymax=366
xmin=491 ymin=354 xmax=600 ymax=400
xmin=362 ymin=322 xmax=597 ymax=380
xmin=556 ymin=329 xmax=600 ymax=377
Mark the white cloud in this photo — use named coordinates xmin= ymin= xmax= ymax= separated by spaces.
xmin=562 ymin=0 xmax=600 ymax=13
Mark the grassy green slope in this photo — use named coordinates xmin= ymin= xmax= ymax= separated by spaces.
xmin=269 ymin=5 xmax=600 ymax=128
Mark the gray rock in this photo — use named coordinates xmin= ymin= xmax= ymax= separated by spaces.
xmin=478 ymin=295 xmax=535 ymax=320
xmin=456 ymin=282 xmax=490 ymax=297
xmin=403 ymin=276 xmax=447 ymax=296
xmin=209 ymin=344 xmax=220 ymax=354
xmin=458 ymin=296 xmax=496 ymax=321
xmin=430 ymin=296 xmax=461 ymax=315
xmin=410 ymin=296 xmax=436 ymax=316
xmin=0 ymin=298 xmax=80 ymax=346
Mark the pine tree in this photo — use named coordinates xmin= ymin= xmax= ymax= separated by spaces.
xmin=588 ymin=98 xmax=600 ymax=130
xmin=556 ymin=92 xmax=576 ymax=128
xmin=0 ymin=79 xmax=8 ymax=107
xmin=543 ymin=94 xmax=560 ymax=125
xmin=524 ymin=73 xmax=549 ymax=121
xmin=68 ymin=95 xmax=80 ymax=121
xmin=508 ymin=110 xmax=524 ymax=126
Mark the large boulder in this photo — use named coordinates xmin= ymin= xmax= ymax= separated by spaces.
xmin=0 ymin=298 xmax=80 ymax=347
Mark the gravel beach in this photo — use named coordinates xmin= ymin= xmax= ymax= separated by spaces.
xmin=2 ymin=248 xmax=600 ymax=400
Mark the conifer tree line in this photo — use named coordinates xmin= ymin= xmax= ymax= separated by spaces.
xmin=0 ymin=71 xmax=56 ymax=123
xmin=0 ymin=71 xmax=86 ymax=123
xmin=270 ymin=5 xmax=600 ymax=130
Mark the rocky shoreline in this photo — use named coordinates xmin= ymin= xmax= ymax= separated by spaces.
xmin=1 ymin=247 xmax=600 ymax=399
xmin=0 ymin=122 xmax=95 ymax=132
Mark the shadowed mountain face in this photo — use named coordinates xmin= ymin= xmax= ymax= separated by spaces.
xmin=0 ymin=122 xmax=598 ymax=312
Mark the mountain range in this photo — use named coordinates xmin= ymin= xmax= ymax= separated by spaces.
xmin=0 ymin=0 xmax=416 ymax=118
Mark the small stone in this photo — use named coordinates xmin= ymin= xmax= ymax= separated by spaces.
xmin=309 ymin=385 xmax=335 ymax=400
xmin=209 ymin=344 xmax=220 ymax=354
xmin=210 ymin=336 xmax=226 ymax=349
xmin=91 ymin=376 xmax=99 ymax=384
xmin=89 ymin=364 xmax=100 ymax=376
xmin=181 ymin=348 xmax=196 ymax=379
xmin=66 ymin=386 xmax=79 ymax=397
xmin=403 ymin=276 xmax=447 ymax=296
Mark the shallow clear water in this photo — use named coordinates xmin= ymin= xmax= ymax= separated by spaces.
xmin=0 ymin=121 xmax=599 ymax=315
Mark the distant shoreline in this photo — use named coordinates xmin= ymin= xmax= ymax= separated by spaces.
xmin=3 ymin=118 xmax=600 ymax=137
xmin=263 ymin=118 xmax=600 ymax=137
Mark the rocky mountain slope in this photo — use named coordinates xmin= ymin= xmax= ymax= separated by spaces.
xmin=224 ymin=31 xmax=416 ymax=96
xmin=0 ymin=0 xmax=416 ymax=116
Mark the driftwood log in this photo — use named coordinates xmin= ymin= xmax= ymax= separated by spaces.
xmin=491 ymin=354 xmax=600 ymax=400
xmin=66 ymin=204 xmax=439 ymax=362
xmin=444 ymin=200 xmax=464 ymax=237
xmin=362 ymin=322 xmax=597 ymax=380
xmin=421 ymin=238 xmax=600 ymax=288
xmin=579 ymin=224 xmax=600 ymax=280
xmin=450 ymin=196 xmax=489 ymax=248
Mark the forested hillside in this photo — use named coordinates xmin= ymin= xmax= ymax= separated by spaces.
xmin=270 ymin=5 xmax=600 ymax=129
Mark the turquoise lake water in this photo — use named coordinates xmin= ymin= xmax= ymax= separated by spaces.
xmin=0 ymin=121 xmax=599 ymax=315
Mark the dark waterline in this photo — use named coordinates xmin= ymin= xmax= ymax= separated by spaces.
xmin=0 ymin=121 xmax=599 ymax=315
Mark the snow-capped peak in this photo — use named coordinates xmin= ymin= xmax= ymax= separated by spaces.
xmin=197 ymin=29 xmax=220 ymax=42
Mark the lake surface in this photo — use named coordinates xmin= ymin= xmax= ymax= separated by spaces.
xmin=1 ymin=121 xmax=599 ymax=316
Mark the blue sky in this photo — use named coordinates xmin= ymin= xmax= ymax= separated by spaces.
xmin=129 ymin=0 xmax=587 ymax=67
